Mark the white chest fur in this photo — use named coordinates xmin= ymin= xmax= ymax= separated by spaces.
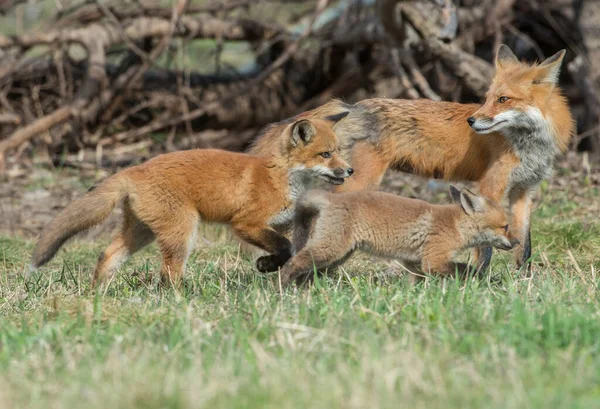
xmin=268 ymin=168 xmax=311 ymax=230
xmin=503 ymin=107 xmax=560 ymax=192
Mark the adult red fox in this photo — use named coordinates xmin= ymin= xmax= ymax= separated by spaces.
xmin=279 ymin=186 xmax=519 ymax=287
xmin=248 ymin=45 xmax=574 ymax=272
xmin=30 ymin=114 xmax=353 ymax=285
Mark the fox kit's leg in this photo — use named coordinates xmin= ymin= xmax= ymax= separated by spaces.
xmin=280 ymin=245 xmax=354 ymax=287
xmin=293 ymin=250 xmax=356 ymax=287
xmin=154 ymin=214 xmax=199 ymax=285
xmin=93 ymin=201 xmax=155 ymax=286
xmin=421 ymin=258 xmax=469 ymax=277
xmin=333 ymin=141 xmax=390 ymax=193
xmin=508 ymin=187 xmax=533 ymax=271
xmin=474 ymin=159 xmax=513 ymax=274
xmin=233 ymin=224 xmax=293 ymax=272
xmin=421 ymin=240 xmax=472 ymax=277
xmin=421 ymin=256 xmax=452 ymax=276
xmin=388 ymin=261 xmax=426 ymax=284
xmin=280 ymin=219 xmax=355 ymax=287
xmin=125 ymin=195 xmax=199 ymax=285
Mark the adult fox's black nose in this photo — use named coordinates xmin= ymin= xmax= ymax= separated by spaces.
xmin=467 ymin=116 xmax=476 ymax=126
xmin=347 ymin=168 xmax=354 ymax=176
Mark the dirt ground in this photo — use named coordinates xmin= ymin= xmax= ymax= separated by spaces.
xmin=1 ymin=152 xmax=598 ymax=240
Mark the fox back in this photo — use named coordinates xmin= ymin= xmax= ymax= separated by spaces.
xmin=299 ymin=188 xmax=518 ymax=258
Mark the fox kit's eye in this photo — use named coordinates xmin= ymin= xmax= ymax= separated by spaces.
xmin=502 ymin=224 xmax=509 ymax=233
xmin=498 ymin=96 xmax=510 ymax=103
xmin=320 ymin=152 xmax=332 ymax=158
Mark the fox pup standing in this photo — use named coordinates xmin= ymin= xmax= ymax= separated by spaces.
xmin=279 ymin=187 xmax=519 ymax=287
xmin=30 ymin=114 xmax=353 ymax=285
xmin=249 ymin=45 xmax=574 ymax=272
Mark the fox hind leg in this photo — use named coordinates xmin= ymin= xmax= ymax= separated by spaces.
xmin=293 ymin=249 xmax=355 ymax=287
xmin=154 ymin=215 xmax=199 ymax=286
xmin=280 ymin=243 xmax=353 ymax=288
xmin=93 ymin=202 xmax=155 ymax=286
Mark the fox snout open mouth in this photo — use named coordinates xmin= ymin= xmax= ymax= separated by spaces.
xmin=320 ymin=167 xmax=354 ymax=185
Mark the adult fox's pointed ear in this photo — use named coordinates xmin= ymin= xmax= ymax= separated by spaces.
xmin=449 ymin=185 xmax=462 ymax=204
xmin=495 ymin=44 xmax=519 ymax=69
xmin=290 ymin=119 xmax=316 ymax=147
xmin=324 ymin=111 xmax=349 ymax=125
xmin=459 ymin=188 xmax=487 ymax=215
xmin=534 ymin=49 xmax=567 ymax=85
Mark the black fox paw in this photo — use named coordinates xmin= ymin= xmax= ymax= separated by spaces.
xmin=256 ymin=255 xmax=287 ymax=273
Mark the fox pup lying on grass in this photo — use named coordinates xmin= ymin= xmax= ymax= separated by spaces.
xmin=279 ymin=186 xmax=519 ymax=287
xmin=30 ymin=114 xmax=353 ymax=286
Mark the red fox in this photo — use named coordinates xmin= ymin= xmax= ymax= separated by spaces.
xmin=279 ymin=186 xmax=519 ymax=287
xmin=248 ymin=45 xmax=574 ymax=272
xmin=29 ymin=114 xmax=353 ymax=285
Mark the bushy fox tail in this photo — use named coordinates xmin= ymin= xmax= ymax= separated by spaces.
xmin=30 ymin=175 xmax=131 ymax=269
xmin=292 ymin=190 xmax=331 ymax=252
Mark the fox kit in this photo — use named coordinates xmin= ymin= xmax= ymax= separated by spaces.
xmin=30 ymin=114 xmax=353 ymax=285
xmin=279 ymin=186 xmax=519 ymax=287
xmin=249 ymin=45 xmax=574 ymax=272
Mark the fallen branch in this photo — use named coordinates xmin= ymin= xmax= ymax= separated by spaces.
xmin=0 ymin=106 xmax=72 ymax=171
xmin=0 ymin=0 xmax=596 ymax=171
xmin=400 ymin=4 xmax=493 ymax=96
xmin=0 ymin=15 xmax=280 ymax=50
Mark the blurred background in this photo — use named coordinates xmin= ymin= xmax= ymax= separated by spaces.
xmin=0 ymin=0 xmax=599 ymax=235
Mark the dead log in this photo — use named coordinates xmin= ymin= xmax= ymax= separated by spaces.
xmin=0 ymin=0 xmax=597 ymax=172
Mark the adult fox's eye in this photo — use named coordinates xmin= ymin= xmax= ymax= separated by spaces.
xmin=320 ymin=152 xmax=332 ymax=158
xmin=502 ymin=224 xmax=509 ymax=233
xmin=498 ymin=96 xmax=510 ymax=103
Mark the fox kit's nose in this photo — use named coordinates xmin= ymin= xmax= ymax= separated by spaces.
xmin=347 ymin=168 xmax=354 ymax=176
xmin=467 ymin=116 xmax=476 ymax=126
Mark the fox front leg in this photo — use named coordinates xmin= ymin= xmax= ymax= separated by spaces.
xmin=233 ymin=225 xmax=293 ymax=273
xmin=474 ymin=156 xmax=515 ymax=275
xmin=508 ymin=187 xmax=533 ymax=272
xmin=473 ymin=247 xmax=493 ymax=276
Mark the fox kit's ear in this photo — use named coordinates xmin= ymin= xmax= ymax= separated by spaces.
xmin=459 ymin=188 xmax=487 ymax=216
xmin=290 ymin=119 xmax=317 ymax=147
xmin=534 ymin=49 xmax=566 ymax=85
xmin=449 ymin=185 xmax=462 ymax=204
xmin=495 ymin=44 xmax=519 ymax=68
xmin=324 ymin=111 xmax=349 ymax=125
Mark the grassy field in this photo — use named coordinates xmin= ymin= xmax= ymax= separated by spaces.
xmin=1 ymin=183 xmax=600 ymax=409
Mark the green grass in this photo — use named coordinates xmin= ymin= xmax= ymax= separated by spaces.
xmin=1 ymin=189 xmax=600 ymax=409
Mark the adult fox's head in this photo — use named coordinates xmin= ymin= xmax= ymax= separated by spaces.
xmin=467 ymin=44 xmax=567 ymax=137
xmin=283 ymin=114 xmax=353 ymax=185
xmin=450 ymin=186 xmax=519 ymax=251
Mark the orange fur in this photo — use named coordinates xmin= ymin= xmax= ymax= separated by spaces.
xmin=248 ymin=45 xmax=575 ymax=270
xmin=31 ymin=118 xmax=352 ymax=286
xmin=280 ymin=186 xmax=519 ymax=287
